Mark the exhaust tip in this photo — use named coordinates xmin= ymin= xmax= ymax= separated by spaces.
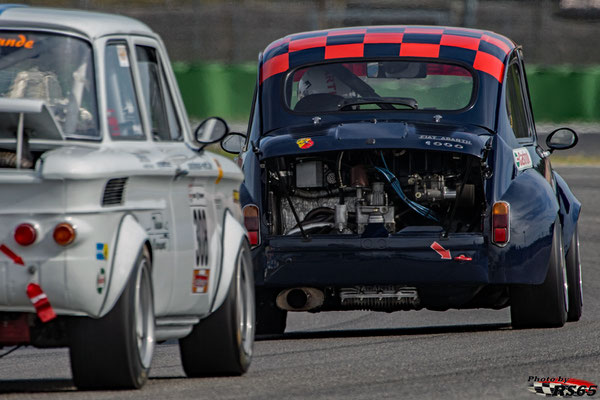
xmin=276 ymin=287 xmax=324 ymax=311
xmin=287 ymin=288 xmax=308 ymax=309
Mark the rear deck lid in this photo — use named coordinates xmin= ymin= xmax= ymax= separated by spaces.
xmin=258 ymin=120 xmax=492 ymax=160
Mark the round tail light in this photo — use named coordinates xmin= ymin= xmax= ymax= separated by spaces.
xmin=14 ymin=223 xmax=37 ymax=246
xmin=53 ymin=223 xmax=76 ymax=246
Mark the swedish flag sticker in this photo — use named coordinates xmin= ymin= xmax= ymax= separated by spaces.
xmin=96 ymin=243 xmax=108 ymax=261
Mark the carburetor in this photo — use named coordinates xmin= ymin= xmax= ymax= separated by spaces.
xmin=335 ymin=182 xmax=395 ymax=234
xmin=408 ymin=174 xmax=456 ymax=202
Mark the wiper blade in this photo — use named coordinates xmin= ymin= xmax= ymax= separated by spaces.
xmin=338 ymin=97 xmax=418 ymax=111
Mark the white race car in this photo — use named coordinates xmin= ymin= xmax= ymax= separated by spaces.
xmin=0 ymin=5 xmax=254 ymax=389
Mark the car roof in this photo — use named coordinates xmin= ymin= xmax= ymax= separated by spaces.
xmin=261 ymin=25 xmax=516 ymax=84
xmin=0 ymin=5 xmax=156 ymax=40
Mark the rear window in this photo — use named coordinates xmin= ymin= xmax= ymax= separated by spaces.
xmin=285 ymin=61 xmax=474 ymax=113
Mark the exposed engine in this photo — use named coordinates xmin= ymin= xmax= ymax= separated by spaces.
xmin=265 ymin=149 xmax=485 ymax=236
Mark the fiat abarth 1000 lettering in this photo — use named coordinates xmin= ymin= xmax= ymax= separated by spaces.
xmin=0 ymin=6 xmax=254 ymax=389
xmin=221 ymin=26 xmax=582 ymax=335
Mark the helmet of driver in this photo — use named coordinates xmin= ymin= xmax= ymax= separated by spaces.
xmin=297 ymin=66 xmax=355 ymax=100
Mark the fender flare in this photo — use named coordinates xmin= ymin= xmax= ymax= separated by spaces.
xmin=210 ymin=210 xmax=247 ymax=313
xmin=98 ymin=213 xmax=149 ymax=317
xmin=553 ymin=171 xmax=582 ymax=253
xmin=490 ymin=169 xmax=559 ymax=284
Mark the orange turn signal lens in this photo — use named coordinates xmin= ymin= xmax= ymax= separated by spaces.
xmin=492 ymin=202 xmax=509 ymax=216
xmin=53 ymin=223 xmax=76 ymax=246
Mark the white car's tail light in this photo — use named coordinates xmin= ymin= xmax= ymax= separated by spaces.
xmin=53 ymin=223 xmax=76 ymax=246
xmin=14 ymin=223 xmax=37 ymax=246
xmin=492 ymin=201 xmax=509 ymax=246
xmin=243 ymin=204 xmax=260 ymax=246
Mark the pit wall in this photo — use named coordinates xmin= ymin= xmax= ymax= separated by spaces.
xmin=173 ymin=63 xmax=600 ymax=124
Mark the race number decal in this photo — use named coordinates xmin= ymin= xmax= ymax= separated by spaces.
xmin=513 ymin=147 xmax=533 ymax=171
xmin=193 ymin=207 xmax=209 ymax=268
xmin=189 ymin=184 xmax=210 ymax=293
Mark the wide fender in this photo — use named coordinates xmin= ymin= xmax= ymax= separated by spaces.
xmin=210 ymin=210 xmax=247 ymax=313
xmin=98 ymin=214 xmax=149 ymax=317
xmin=554 ymin=171 xmax=581 ymax=253
xmin=489 ymin=169 xmax=559 ymax=284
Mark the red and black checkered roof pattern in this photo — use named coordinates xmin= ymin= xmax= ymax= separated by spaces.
xmin=260 ymin=26 xmax=515 ymax=84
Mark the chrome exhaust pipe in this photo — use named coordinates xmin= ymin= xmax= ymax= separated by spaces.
xmin=276 ymin=287 xmax=324 ymax=311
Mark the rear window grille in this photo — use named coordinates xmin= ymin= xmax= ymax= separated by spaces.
xmin=102 ymin=177 xmax=128 ymax=206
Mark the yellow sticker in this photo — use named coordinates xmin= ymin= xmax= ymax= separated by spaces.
xmin=233 ymin=190 xmax=240 ymax=203
xmin=214 ymin=158 xmax=223 ymax=184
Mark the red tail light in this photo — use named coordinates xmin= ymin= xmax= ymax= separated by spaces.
xmin=243 ymin=204 xmax=260 ymax=246
xmin=492 ymin=201 xmax=510 ymax=246
xmin=14 ymin=223 xmax=37 ymax=246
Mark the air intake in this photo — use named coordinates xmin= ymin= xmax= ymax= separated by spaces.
xmin=102 ymin=177 xmax=128 ymax=206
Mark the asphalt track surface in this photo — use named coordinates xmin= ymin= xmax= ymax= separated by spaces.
xmin=1 ymin=165 xmax=599 ymax=400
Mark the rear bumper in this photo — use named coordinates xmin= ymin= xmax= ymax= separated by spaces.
xmin=257 ymin=233 xmax=490 ymax=287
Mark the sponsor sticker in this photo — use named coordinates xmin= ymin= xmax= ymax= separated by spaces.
xmin=513 ymin=147 xmax=533 ymax=171
xmin=96 ymin=243 xmax=109 ymax=261
xmin=156 ymin=161 xmax=172 ymax=168
xmin=192 ymin=268 xmax=209 ymax=294
xmin=297 ymin=138 xmax=314 ymax=149
xmin=528 ymin=376 xmax=598 ymax=397
xmin=96 ymin=268 xmax=106 ymax=294
xmin=188 ymin=185 xmax=206 ymax=206
xmin=116 ymin=44 xmax=130 ymax=67
xmin=188 ymin=161 xmax=213 ymax=170
xmin=0 ymin=34 xmax=34 ymax=49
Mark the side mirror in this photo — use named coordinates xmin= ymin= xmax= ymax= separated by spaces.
xmin=221 ymin=132 xmax=247 ymax=154
xmin=546 ymin=127 xmax=578 ymax=152
xmin=194 ymin=117 xmax=229 ymax=149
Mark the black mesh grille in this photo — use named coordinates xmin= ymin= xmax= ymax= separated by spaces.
xmin=102 ymin=178 xmax=128 ymax=206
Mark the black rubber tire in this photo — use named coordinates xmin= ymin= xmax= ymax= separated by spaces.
xmin=179 ymin=241 xmax=255 ymax=376
xmin=510 ymin=218 xmax=568 ymax=329
xmin=566 ymin=225 xmax=583 ymax=322
xmin=69 ymin=247 xmax=155 ymax=389
xmin=255 ymin=289 xmax=287 ymax=335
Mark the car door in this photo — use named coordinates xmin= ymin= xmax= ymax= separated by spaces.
xmin=102 ymin=38 xmax=178 ymax=317
xmin=131 ymin=38 xmax=220 ymax=316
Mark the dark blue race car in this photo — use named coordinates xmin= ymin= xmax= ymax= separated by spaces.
xmin=221 ymin=26 xmax=582 ymax=334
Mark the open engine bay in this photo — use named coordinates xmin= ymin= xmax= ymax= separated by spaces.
xmin=265 ymin=149 xmax=486 ymax=237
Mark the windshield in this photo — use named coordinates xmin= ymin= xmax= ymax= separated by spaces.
xmin=285 ymin=61 xmax=474 ymax=113
xmin=0 ymin=31 xmax=98 ymax=138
